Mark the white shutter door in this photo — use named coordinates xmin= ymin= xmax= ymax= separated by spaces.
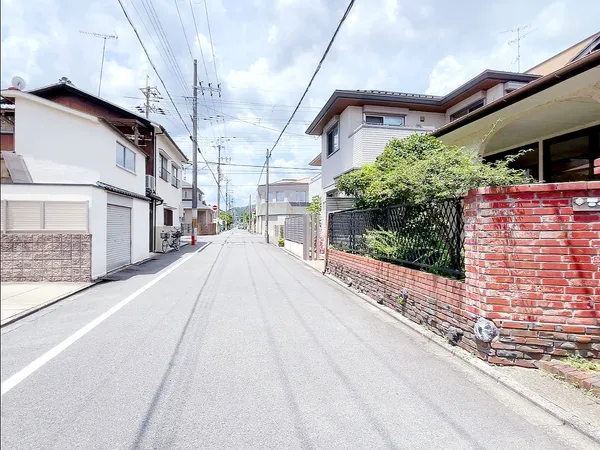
xmin=44 ymin=202 xmax=88 ymax=232
xmin=107 ymin=204 xmax=131 ymax=272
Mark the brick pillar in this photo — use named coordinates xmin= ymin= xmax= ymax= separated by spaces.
xmin=463 ymin=181 xmax=600 ymax=365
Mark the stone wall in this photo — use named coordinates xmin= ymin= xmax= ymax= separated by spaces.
xmin=1 ymin=233 xmax=92 ymax=282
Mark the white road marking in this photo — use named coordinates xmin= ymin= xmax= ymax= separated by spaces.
xmin=1 ymin=245 xmax=208 ymax=397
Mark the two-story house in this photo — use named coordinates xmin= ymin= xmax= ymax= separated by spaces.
xmin=181 ymin=182 xmax=216 ymax=235
xmin=11 ymin=79 xmax=189 ymax=253
xmin=306 ymin=71 xmax=539 ymax=213
xmin=307 ymin=32 xmax=600 ymax=213
xmin=152 ymin=124 xmax=189 ymax=250
xmin=256 ymin=177 xmax=310 ymax=240
xmin=1 ymin=88 xmax=150 ymax=280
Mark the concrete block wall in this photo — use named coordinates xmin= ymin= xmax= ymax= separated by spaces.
xmin=1 ymin=233 xmax=92 ymax=282
xmin=326 ymin=181 xmax=600 ymax=366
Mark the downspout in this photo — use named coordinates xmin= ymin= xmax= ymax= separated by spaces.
xmin=152 ymin=128 xmax=158 ymax=252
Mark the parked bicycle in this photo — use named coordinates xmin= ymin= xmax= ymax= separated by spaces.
xmin=161 ymin=228 xmax=182 ymax=253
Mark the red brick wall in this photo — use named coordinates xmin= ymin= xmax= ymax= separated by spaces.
xmin=463 ymin=181 xmax=599 ymax=365
xmin=326 ymin=181 xmax=600 ymax=367
xmin=595 ymin=158 xmax=600 ymax=176
xmin=327 ymin=250 xmax=479 ymax=355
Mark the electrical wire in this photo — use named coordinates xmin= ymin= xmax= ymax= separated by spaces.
xmin=267 ymin=0 xmax=355 ymax=159
xmin=117 ymin=0 xmax=191 ymax=135
xmin=173 ymin=0 xmax=194 ymax=59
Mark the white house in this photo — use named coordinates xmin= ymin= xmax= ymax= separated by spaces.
xmin=152 ymin=124 xmax=188 ymax=251
xmin=306 ymin=70 xmax=539 ymax=213
xmin=1 ymin=88 xmax=150 ymax=279
xmin=256 ymin=177 xmax=310 ymax=240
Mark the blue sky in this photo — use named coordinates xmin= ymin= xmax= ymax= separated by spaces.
xmin=2 ymin=0 xmax=599 ymax=207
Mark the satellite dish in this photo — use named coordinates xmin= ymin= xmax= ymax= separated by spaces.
xmin=11 ymin=76 xmax=26 ymax=90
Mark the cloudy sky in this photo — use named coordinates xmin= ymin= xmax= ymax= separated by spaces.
xmin=2 ymin=0 xmax=598 ymax=208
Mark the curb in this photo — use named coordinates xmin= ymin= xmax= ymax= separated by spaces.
xmin=1 ymin=283 xmax=96 ymax=328
xmin=539 ymin=360 xmax=600 ymax=395
xmin=279 ymin=249 xmax=600 ymax=443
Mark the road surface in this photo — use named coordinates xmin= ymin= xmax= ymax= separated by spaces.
xmin=1 ymin=230 xmax=596 ymax=449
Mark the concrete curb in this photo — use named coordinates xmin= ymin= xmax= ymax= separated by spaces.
xmin=1 ymin=283 xmax=96 ymax=328
xmin=279 ymin=248 xmax=600 ymax=443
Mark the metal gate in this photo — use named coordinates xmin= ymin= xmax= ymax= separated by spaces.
xmin=107 ymin=204 xmax=131 ymax=272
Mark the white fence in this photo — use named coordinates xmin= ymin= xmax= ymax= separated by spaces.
xmin=1 ymin=200 xmax=89 ymax=233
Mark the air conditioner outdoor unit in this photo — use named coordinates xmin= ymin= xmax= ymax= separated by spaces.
xmin=146 ymin=174 xmax=156 ymax=192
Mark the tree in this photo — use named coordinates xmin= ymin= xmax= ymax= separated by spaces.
xmin=335 ymin=134 xmax=534 ymax=208
xmin=306 ymin=195 xmax=321 ymax=215
xmin=219 ymin=211 xmax=233 ymax=228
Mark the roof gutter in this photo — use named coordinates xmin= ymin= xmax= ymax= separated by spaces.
xmin=433 ymin=51 xmax=600 ymax=137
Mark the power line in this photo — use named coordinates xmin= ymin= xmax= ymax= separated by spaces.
xmin=267 ymin=0 xmax=355 ymax=159
xmin=199 ymin=161 xmax=320 ymax=170
xmin=117 ymin=0 xmax=191 ymax=135
xmin=173 ymin=0 xmax=194 ymax=59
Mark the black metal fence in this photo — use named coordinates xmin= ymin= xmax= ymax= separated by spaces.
xmin=328 ymin=199 xmax=464 ymax=278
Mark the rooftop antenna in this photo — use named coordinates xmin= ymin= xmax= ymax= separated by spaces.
xmin=501 ymin=25 xmax=537 ymax=72
xmin=79 ymin=30 xmax=118 ymax=96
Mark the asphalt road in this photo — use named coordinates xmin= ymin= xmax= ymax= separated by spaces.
xmin=1 ymin=230 xmax=597 ymax=449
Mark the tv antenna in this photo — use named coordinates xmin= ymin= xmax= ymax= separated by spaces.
xmin=79 ymin=30 xmax=118 ymax=96
xmin=11 ymin=76 xmax=26 ymax=90
xmin=501 ymin=25 xmax=537 ymax=72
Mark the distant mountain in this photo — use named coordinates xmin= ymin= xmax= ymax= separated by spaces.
xmin=229 ymin=205 xmax=254 ymax=217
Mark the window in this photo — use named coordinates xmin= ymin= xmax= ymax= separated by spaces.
xmin=450 ymin=99 xmax=485 ymax=121
xmin=326 ymin=124 xmax=339 ymax=156
xmin=159 ymin=154 xmax=169 ymax=181
xmin=183 ymin=190 xmax=188 ymax=199
xmin=485 ymin=143 xmax=540 ymax=181
xmin=276 ymin=191 xmax=285 ymax=202
xmin=296 ymin=191 xmax=306 ymax=202
xmin=164 ymin=208 xmax=173 ymax=226
xmin=116 ymin=142 xmax=135 ymax=172
xmin=544 ymin=127 xmax=599 ymax=183
xmin=171 ymin=165 xmax=179 ymax=187
xmin=365 ymin=115 xmax=405 ymax=126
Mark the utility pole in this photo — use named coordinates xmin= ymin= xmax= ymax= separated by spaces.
xmin=265 ymin=149 xmax=270 ymax=243
xmin=217 ymin=144 xmax=221 ymax=233
xmin=248 ymin=194 xmax=251 ymax=232
xmin=191 ymin=59 xmax=198 ymax=246
xmin=79 ymin=30 xmax=118 ymax=97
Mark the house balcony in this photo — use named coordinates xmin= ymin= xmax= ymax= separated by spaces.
xmin=350 ymin=123 xmax=434 ymax=166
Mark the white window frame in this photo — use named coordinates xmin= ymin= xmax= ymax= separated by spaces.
xmin=116 ymin=142 xmax=136 ymax=173
xmin=364 ymin=114 xmax=406 ymax=127
xmin=171 ymin=164 xmax=179 ymax=187
xmin=326 ymin=123 xmax=339 ymax=157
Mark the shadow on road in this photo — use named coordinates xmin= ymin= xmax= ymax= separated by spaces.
xmin=99 ymin=242 xmax=209 ymax=282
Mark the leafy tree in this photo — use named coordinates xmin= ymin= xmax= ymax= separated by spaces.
xmin=219 ymin=211 xmax=233 ymax=228
xmin=336 ymin=134 xmax=534 ymax=208
xmin=306 ymin=195 xmax=322 ymax=215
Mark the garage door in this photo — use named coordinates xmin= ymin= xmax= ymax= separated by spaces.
xmin=107 ymin=204 xmax=131 ymax=272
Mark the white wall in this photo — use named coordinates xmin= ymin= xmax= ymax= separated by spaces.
xmin=155 ymin=133 xmax=183 ymax=219
xmin=321 ymin=114 xmax=354 ymax=193
xmin=309 ymin=174 xmax=322 ymax=200
xmin=486 ymin=84 xmax=505 ymax=104
xmin=15 ymin=96 xmax=146 ymax=196
xmin=1 ymin=184 xmax=107 ymax=279
xmin=284 ymin=240 xmax=304 ymax=258
xmin=353 ymin=125 xmax=427 ymax=166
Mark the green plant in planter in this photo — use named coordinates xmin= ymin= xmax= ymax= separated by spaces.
xmin=278 ymin=237 xmax=285 ymax=247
